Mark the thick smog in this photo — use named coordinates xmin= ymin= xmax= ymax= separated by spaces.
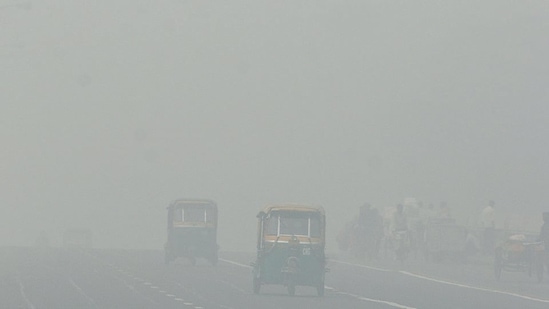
xmin=1 ymin=1 xmax=549 ymax=308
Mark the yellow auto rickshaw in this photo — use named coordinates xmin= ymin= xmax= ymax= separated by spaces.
xmin=164 ymin=199 xmax=218 ymax=265
xmin=252 ymin=204 xmax=327 ymax=296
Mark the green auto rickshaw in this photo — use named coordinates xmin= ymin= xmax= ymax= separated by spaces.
xmin=164 ymin=199 xmax=218 ymax=265
xmin=252 ymin=204 xmax=327 ymax=296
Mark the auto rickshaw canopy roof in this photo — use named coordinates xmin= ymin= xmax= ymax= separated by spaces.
xmin=258 ymin=204 xmax=324 ymax=217
xmin=169 ymin=198 xmax=217 ymax=209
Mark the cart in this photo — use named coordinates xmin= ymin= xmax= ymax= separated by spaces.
xmin=494 ymin=234 xmax=544 ymax=283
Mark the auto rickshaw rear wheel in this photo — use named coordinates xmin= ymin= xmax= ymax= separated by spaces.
xmin=494 ymin=247 xmax=503 ymax=281
xmin=253 ymin=276 xmax=261 ymax=294
xmin=287 ymin=282 xmax=295 ymax=296
xmin=164 ymin=251 xmax=172 ymax=265
xmin=317 ymin=282 xmax=325 ymax=297
xmin=209 ymin=253 xmax=218 ymax=266
xmin=534 ymin=252 xmax=544 ymax=283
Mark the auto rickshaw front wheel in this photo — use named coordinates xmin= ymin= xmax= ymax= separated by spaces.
xmin=494 ymin=247 xmax=503 ymax=281
xmin=536 ymin=265 xmax=544 ymax=283
xmin=209 ymin=253 xmax=218 ymax=266
xmin=534 ymin=252 xmax=544 ymax=283
xmin=253 ymin=276 xmax=261 ymax=294
xmin=287 ymin=282 xmax=296 ymax=296
xmin=164 ymin=251 xmax=173 ymax=265
xmin=317 ymin=282 xmax=325 ymax=297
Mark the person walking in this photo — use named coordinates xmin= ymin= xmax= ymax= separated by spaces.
xmin=538 ymin=212 xmax=549 ymax=274
xmin=480 ymin=200 xmax=496 ymax=254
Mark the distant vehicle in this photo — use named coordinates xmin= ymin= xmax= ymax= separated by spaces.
xmin=252 ymin=204 xmax=327 ymax=296
xmin=164 ymin=199 xmax=218 ymax=265
xmin=63 ymin=228 xmax=93 ymax=248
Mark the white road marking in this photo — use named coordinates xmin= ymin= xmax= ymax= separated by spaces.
xmin=400 ymin=271 xmax=549 ymax=304
xmin=110 ymin=269 xmax=204 ymax=307
xmin=108 ymin=273 xmax=158 ymax=305
xmin=219 ymin=258 xmax=252 ymax=269
xmin=214 ymin=278 xmax=248 ymax=294
xmin=16 ymin=275 xmax=36 ymax=309
xmin=219 ymin=258 xmax=415 ymax=308
xmin=217 ymin=258 xmax=258 ymax=294
xmin=329 ymin=259 xmax=392 ymax=272
xmin=330 ymin=288 xmax=416 ymax=309
xmin=68 ymin=277 xmax=98 ymax=308
xmin=331 ymin=258 xmax=549 ymax=304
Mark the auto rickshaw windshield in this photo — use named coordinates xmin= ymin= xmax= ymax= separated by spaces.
xmin=265 ymin=211 xmax=321 ymax=237
xmin=173 ymin=205 xmax=216 ymax=223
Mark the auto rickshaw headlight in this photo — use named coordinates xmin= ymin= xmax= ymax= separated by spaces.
xmin=289 ymin=235 xmax=300 ymax=246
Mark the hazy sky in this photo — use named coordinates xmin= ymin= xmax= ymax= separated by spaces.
xmin=1 ymin=1 xmax=548 ymax=250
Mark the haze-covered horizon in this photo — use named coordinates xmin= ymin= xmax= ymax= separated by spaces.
xmin=1 ymin=0 xmax=548 ymax=251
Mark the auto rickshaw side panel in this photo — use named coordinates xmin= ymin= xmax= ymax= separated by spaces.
xmin=165 ymin=199 xmax=218 ymax=264
xmin=258 ymin=243 xmax=325 ymax=285
xmin=254 ymin=205 xmax=327 ymax=295
xmin=168 ymin=226 xmax=218 ymax=258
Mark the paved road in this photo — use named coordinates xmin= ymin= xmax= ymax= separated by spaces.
xmin=1 ymin=247 xmax=548 ymax=309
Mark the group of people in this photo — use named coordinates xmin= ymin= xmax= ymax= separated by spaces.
xmin=539 ymin=212 xmax=549 ymax=261
xmin=338 ymin=201 xmax=426 ymax=260
xmin=338 ymin=199 xmax=549 ymax=264
xmin=346 ymin=203 xmax=384 ymax=260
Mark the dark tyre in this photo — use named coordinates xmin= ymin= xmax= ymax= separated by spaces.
xmin=287 ymin=282 xmax=295 ymax=296
xmin=494 ymin=248 xmax=503 ymax=281
xmin=535 ymin=252 xmax=544 ymax=283
xmin=210 ymin=254 xmax=218 ymax=266
xmin=396 ymin=247 xmax=407 ymax=263
xmin=253 ymin=276 xmax=261 ymax=294
xmin=317 ymin=282 xmax=325 ymax=297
